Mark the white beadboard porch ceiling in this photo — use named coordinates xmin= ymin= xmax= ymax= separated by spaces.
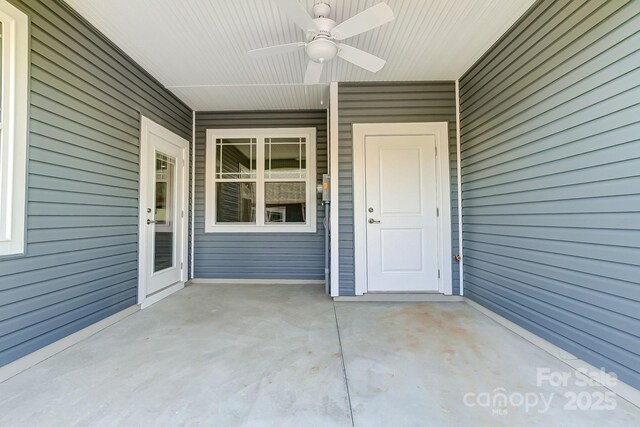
xmin=64 ymin=0 xmax=535 ymax=111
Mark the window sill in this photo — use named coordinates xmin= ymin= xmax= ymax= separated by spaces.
xmin=205 ymin=224 xmax=317 ymax=233
xmin=0 ymin=239 xmax=25 ymax=257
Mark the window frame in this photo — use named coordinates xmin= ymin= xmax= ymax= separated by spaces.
xmin=205 ymin=127 xmax=317 ymax=233
xmin=0 ymin=0 xmax=28 ymax=256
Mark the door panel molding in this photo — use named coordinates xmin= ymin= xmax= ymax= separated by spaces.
xmin=138 ymin=116 xmax=190 ymax=308
xmin=353 ymin=122 xmax=452 ymax=295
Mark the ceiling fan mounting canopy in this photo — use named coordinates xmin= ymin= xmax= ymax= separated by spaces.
xmin=248 ymin=0 xmax=395 ymax=84
xmin=312 ymin=2 xmax=331 ymax=19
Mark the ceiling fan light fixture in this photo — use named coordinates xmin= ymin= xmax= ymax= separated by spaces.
xmin=305 ymin=38 xmax=338 ymax=63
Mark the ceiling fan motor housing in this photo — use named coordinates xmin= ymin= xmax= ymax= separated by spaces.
xmin=307 ymin=15 xmax=336 ymax=41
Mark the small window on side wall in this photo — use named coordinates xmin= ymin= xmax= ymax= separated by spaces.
xmin=0 ymin=0 xmax=28 ymax=256
xmin=205 ymin=128 xmax=317 ymax=233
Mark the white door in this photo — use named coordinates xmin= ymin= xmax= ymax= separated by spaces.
xmin=365 ymin=134 xmax=439 ymax=292
xmin=138 ymin=117 xmax=189 ymax=308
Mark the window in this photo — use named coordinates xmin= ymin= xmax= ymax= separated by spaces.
xmin=154 ymin=153 xmax=174 ymax=232
xmin=0 ymin=0 xmax=28 ymax=256
xmin=205 ymin=128 xmax=316 ymax=233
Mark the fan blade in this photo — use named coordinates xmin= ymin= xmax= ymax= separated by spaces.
xmin=273 ymin=0 xmax=318 ymax=33
xmin=304 ymin=60 xmax=323 ymax=84
xmin=331 ymin=3 xmax=395 ymax=41
xmin=337 ymin=44 xmax=386 ymax=73
xmin=248 ymin=42 xmax=305 ymax=57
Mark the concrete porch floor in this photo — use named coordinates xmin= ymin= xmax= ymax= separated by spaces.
xmin=0 ymin=284 xmax=638 ymax=426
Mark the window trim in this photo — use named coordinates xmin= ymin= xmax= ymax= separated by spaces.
xmin=205 ymin=128 xmax=317 ymax=233
xmin=0 ymin=0 xmax=28 ymax=256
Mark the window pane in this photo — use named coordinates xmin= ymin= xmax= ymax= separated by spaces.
xmin=265 ymin=182 xmax=306 ymax=223
xmin=216 ymin=182 xmax=256 ymax=223
xmin=216 ymin=138 xmax=256 ymax=179
xmin=265 ymin=137 xmax=306 ymax=179
xmin=154 ymin=152 xmax=175 ymax=272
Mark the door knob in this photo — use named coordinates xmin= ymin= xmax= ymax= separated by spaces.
xmin=368 ymin=218 xmax=380 ymax=224
xmin=147 ymin=219 xmax=156 ymax=224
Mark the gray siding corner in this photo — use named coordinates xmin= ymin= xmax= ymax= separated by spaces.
xmin=460 ymin=0 xmax=640 ymax=389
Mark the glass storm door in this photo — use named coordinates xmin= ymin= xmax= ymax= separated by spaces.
xmin=139 ymin=117 xmax=188 ymax=305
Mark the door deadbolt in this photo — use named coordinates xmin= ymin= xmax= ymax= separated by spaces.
xmin=147 ymin=208 xmax=152 ymax=213
xmin=368 ymin=207 xmax=374 ymax=213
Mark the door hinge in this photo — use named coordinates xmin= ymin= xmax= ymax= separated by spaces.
xmin=436 ymin=208 xmax=440 ymax=217
xmin=438 ymin=269 xmax=441 ymax=279
xmin=435 ymin=146 xmax=438 ymax=156
xmin=181 ymin=262 xmax=183 ymax=269
xmin=181 ymin=210 xmax=184 ymax=218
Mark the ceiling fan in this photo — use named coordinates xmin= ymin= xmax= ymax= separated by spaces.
xmin=248 ymin=0 xmax=395 ymax=84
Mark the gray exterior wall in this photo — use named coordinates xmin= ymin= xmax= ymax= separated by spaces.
xmin=194 ymin=111 xmax=327 ymax=279
xmin=0 ymin=0 xmax=192 ymax=367
xmin=337 ymin=82 xmax=460 ymax=296
xmin=459 ymin=0 xmax=640 ymax=388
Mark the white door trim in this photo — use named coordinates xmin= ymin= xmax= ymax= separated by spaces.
xmin=455 ymin=80 xmax=464 ymax=295
xmin=329 ymin=82 xmax=340 ymax=297
xmin=138 ymin=116 xmax=190 ymax=308
xmin=353 ymin=122 xmax=452 ymax=296
xmin=190 ymin=110 xmax=196 ymax=280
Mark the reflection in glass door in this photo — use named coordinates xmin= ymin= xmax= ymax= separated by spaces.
xmin=154 ymin=151 xmax=175 ymax=272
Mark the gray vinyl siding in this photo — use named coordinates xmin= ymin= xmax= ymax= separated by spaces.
xmin=459 ymin=0 xmax=640 ymax=388
xmin=194 ymin=111 xmax=327 ymax=280
xmin=0 ymin=0 xmax=192 ymax=367
xmin=337 ymin=82 xmax=460 ymax=296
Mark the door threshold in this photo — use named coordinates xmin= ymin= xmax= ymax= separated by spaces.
xmin=333 ymin=293 xmax=463 ymax=302
xmin=140 ymin=281 xmax=184 ymax=309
